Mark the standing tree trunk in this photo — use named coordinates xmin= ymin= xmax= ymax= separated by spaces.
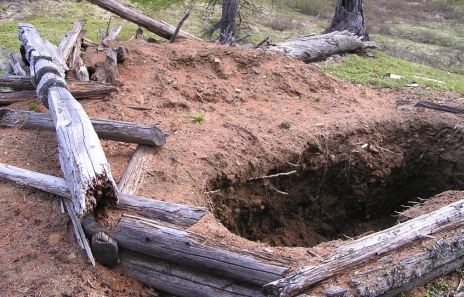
xmin=219 ymin=0 xmax=238 ymax=44
xmin=325 ymin=0 xmax=369 ymax=41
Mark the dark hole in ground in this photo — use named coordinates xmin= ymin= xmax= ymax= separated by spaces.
xmin=210 ymin=117 xmax=464 ymax=247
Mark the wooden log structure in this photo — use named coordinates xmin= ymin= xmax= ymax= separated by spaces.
xmin=82 ymin=214 xmax=289 ymax=286
xmin=118 ymin=145 xmax=156 ymax=194
xmin=262 ymin=30 xmax=376 ymax=63
xmin=0 ymin=162 xmax=207 ymax=227
xmin=58 ymin=19 xmax=86 ymax=63
xmin=262 ymin=199 xmax=464 ymax=297
xmin=0 ymin=108 xmax=169 ymax=146
xmin=0 ymin=75 xmax=35 ymax=89
xmin=86 ymin=0 xmax=200 ymax=41
xmin=18 ymin=23 xmax=118 ymax=216
xmin=118 ymin=248 xmax=266 ymax=297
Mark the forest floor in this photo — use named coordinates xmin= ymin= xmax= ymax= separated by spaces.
xmin=1 ymin=37 xmax=464 ymax=296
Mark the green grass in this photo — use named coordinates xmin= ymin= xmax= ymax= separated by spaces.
xmin=190 ymin=113 xmax=207 ymax=124
xmin=321 ymin=51 xmax=464 ymax=94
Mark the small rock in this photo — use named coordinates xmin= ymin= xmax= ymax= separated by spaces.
xmin=235 ymin=88 xmax=242 ymax=93
xmin=249 ymin=158 xmax=259 ymax=169
xmin=322 ymin=285 xmax=348 ymax=297
xmin=49 ymin=233 xmax=63 ymax=246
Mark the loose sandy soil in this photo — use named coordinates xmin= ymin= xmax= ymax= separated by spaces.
xmin=1 ymin=38 xmax=464 ymax=296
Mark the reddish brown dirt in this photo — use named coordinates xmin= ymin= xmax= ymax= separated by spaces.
xmin=1 ymin=39 xmax=464 ymax=296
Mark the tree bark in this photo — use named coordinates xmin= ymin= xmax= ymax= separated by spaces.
xmin=119 ymin=248 xmax=265 ymax=297
xmin=325 ymin=0 xmax=369 ymax=41
xmin=262 ymin=30 xmax=376 ymax=63
xmin=86 ymin=0 xmax=200 ymax=41
xmin=219 ymin=0 xmax=238 ymax=44
xmin=0 ymin=162 xmax=208 ymax=227
xmin=262 ymin=199 xmax=464 ymax=297
xmin=0 ymin=108 xmax=169 ymax=146
xmin=19 ymin=23 xmax=118 ymax=216
xmin=82 ymin=214 xmax=289 ymax=286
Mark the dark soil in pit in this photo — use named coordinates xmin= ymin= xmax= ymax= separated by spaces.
xmin=211 ymin=117 xmax=464 ymax=247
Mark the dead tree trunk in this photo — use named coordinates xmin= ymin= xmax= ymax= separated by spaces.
xmin=219 ymin=0 xmax=238 ymax=44
xmin=86 ymin=0 xmax=200 ymax=41
xmin=18 ymin=23 xmax=118 ymax=216
xmin=325 ymin=0 xmax=369 ymax=40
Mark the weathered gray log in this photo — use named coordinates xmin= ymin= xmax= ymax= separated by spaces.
xmin=262 ymin=30 xmax=376 ymax=63
xmin=19 ymin=23 xmax=118 ymax=216
xmin=82 ymin=214 xmax=289 ymax=286
xmin=74 ymin=57 xmax=90 ymax=81
xmin=9 ymin=51 xmax=27 ymax=76
xmin=119 ymin=248 xmax=265 ymax=297
xmin=0 ymin=85 xmax=116 ymax=105
xmin=92 ymin=231 xmax=119 ymax=265
xmin=105 ymin=48 xmax=118 ymax=85
xmin=0 ymin=108 xmax=168 ymax=146
xmin=86 ymin=0 xmax=200 ymax=41
xmin=102 ymin=25 xmax=122 ymax=47
xmin=0 ymin=75 xmax=35 ymax=89
xmin=58 ymin=19 xmax=86 ymax=63
xmin=415 ymin=100 xmax=464 ymax=114
xmin=343 ymin=235 xmax=464 ymax=297
xmin=118 ymin=145 xmax=156 ymax=194
xmin=0 ymin=162 xmax=207 ymax=227
xmin=262 ymin=199 xmax=464 ymax=297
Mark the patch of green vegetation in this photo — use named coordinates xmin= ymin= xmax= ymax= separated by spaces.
xmin=28 ymin=103 xmax=37 ymax=111
xmin=190 ymin=112 xmax=206 ymax=124
xmin=321 ymin=51 xmax=464 ymax=94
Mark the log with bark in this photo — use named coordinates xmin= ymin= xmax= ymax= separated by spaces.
xmin=0 ymin=162 xmax=207 ymax=227
xmin=18 ymin=23 xmax=118 ymax=216
xmin=262 ymin=30 xmax=376 ymax=63
xmin=86 ymin=0 xmax=200 ymax=41
xmin=82 ymin=214 xmax=289 ymax=286
xmin=262 ymin=199 xmax=464 ymax=297
xmin=0 ymin=108 xmax=169 ymax=146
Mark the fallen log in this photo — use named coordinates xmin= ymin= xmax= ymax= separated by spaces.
xmin=0 ymin=162 xmax=207 ymax=227
xmin=415 ymin=100 xmax=464 ymax=114
xmin=0 ymin=75 xmax=116 ymax=92
xmin=82 ymin=214 xmax=289 ymax=286
xmin=262 ymin=30 xmax=376 ymax=63
xmin=19 ymin=23 xmax=118 ymax=216
xmin=262 ymin=199 xmax=464 ymax=297
xmin=58 ymin=19 xmax=86 ymax=63
xmin=86 ymin=0 xmax=200 ymax=41
xmin=102 ymin=25 xmax=122 ymax=47
xmin=0 ymin=75 xmax=35 ymax=89
xmin=118 ymin=145 xmax=156 ymax=194
xmin=119 ymin=248 xmax=265 ymax=297
xmin=0 ymin=108 xmax=169 ymax=146
xmin=0 ymin=85 xmax=116 ymax=105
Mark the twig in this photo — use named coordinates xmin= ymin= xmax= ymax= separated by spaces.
xmin=125 ymin=104 xmax=153 ymax=110
xmin=376 ymin=146 xmax=396 ymax=154
xmin=414 ymin=100 xmax=464 ymax=114
xmin=170 ymin=13 xmax=190 ymax=43
xmin=233 ymin=34 xmax=253 ymax=44
xmin=306 ymin=249 xmax=322 ymax=258
xmin=60 ymin=198 xmax=65 ymax=214
xmin=223 ymin=122 xmax=265 ymax=144
xmin=12 ymin=221 xmax=30 ymax=252
xmin=268 ymin=185 xmax=288 ymax=195
xmin=105 ymin=16 xmax=112 ymax=38
xmin=248 ymin=170 xmax=297 ymax=181
xmin=255 ymin=36 xmax=269 ymax=48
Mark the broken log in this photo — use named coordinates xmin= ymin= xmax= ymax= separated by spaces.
xmin=9 ymin=51 xmax=27 ymax=76
xmin=86 ymin=0 xmax=200 ymax=41
xmin=118 ymin=145 xmax=156 ymax=194
xmin=325 ymin=0 xmax=369 ymax=40
xmin=58 ymin=19 xmax=86 ymax=63
xmin=105 ymin=48 xmax=118 ymax=85
xmin=82 ymin=214 xmax=289 ymax=286
xmin=0 ymin=108 xmax=168 ymax=146
xmin=119 ymin=248 xmax=265 ymax=297
xmin=92 ymin=231 xmax=119 ymax=265
xmin=0 ymin=162 xmax=207 ymax=227
xmin=0 ymin=85 xmax=116 ymax=105
xmin=262 ymin=199 xmax=464 ymax=297
xmin=262 ymin=30 xmax=376 ymax=63
xmin=19 ymin=23 xmax=118 ymax=216
xmin=102 ymin=25 xmax=122 ymax=47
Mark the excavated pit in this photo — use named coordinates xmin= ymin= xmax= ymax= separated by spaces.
xmin=211 ymin=118 xmax=464 ymax=247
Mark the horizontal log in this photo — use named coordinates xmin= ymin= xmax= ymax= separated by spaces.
xmin=118 ymin=145 xmax=155 ymax=194
xmin=0 ymin=85 xmax=116 ymax=105
xmin=0 ymin=108 xmax=168 ymax=146
xmin=0 ymin=75 xmax=35 ymax=89
xmin=262 ymin=30 xmax=376 ymax=63
xmin=119 ymin=248 xmax=265 ymax=297
xmin=82 ymin=214 xmax=289 ymax=286
xmin=262 ymin=199 xmax=464 ymax=297
xmin=86 ymin=0 xmax=200 ymax=41
xmin=415 ymin=100 xmax=464 ymax=114
xmin=0 ymin=163 xmax=207 ymax=227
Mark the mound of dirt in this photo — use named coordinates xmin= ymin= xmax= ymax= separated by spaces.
xmin=1 ymin=39 xmax=464 ymax=296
